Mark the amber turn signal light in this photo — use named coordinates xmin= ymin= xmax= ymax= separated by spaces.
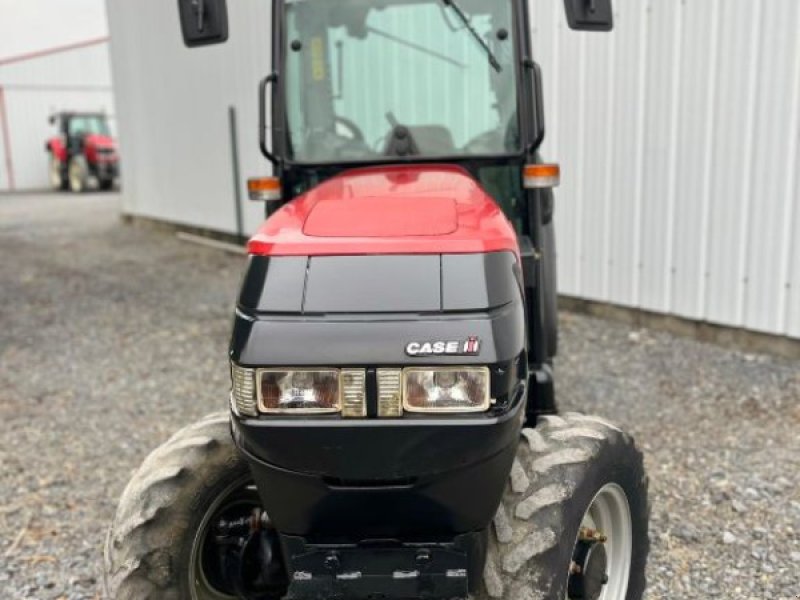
xmin=247 ymin=176 xmax=281 ymax=201
xmin=523 ymin=164 xmax=560 ymax=189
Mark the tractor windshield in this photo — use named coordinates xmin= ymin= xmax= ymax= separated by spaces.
xmin=67 ymin=115 xmax=110 ymax=137
xmin=283 ymin=0 xmax=519 ymax=164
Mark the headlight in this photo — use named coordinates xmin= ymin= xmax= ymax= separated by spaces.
xmin=403 ymin=367 xmax=491 ymax=413
xmin=258 ymin=369 xmax=341 ymax=414
xmin=231 ymin=363 xmax=492 ymax=417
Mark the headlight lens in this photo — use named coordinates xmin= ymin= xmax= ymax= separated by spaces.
xmin=258 ymin=369 xmax=340 ymax=414
xmin=403 ymin=367 xmax=491 ymax=413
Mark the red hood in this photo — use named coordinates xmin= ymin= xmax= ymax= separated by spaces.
xmin=248 ymin=165 xmax=519 ymax=257
xmin=84 ymin=133 xmax=116 ymax=148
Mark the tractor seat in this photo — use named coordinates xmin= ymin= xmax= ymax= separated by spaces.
xmin=384 ymin=125 xmax=456 ymax=157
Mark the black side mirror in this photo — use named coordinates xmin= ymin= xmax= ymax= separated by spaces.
xmin=563 ymin=0 xmax=613 ymax=32
xmin=178 ymin=0 xmax=229 ymax=47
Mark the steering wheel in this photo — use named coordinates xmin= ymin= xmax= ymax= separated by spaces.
xmin=334 ymin=116 xmax=365 ymax=143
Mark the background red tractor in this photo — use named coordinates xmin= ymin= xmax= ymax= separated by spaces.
xmin=45 ymin=112 xmax=119 ymax=192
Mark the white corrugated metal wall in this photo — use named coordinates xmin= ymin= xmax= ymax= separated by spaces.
xmin=106 ymin=0 xmax=271 ymax=235
xmin=531 ymin=0 xmax=800 ymax=338
xmin=107 ymin=0 xmax=800 ymax=339
xmin=0 ymin=40 xmax=114 ymax=191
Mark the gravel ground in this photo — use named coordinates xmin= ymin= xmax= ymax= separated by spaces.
xmin=1 ymin=192 xmax=798 ymax=599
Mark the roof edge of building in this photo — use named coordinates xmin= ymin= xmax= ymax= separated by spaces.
xmin=0 ymin=36 xmax=110 ymax=68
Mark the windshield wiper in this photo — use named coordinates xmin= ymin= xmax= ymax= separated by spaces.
xmin=440 ymin=0 xmax=502 ymax=73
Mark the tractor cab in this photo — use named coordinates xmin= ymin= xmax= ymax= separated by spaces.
xmin=251 ymin=0 xmax=571 ymax=417
xmin=50 ymin=111 xmax=112 ymax=143
xmin=272 ymin=0 xmax=532 ymax=250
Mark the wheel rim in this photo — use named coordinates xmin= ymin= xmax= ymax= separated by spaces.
xmin=189 ymin=476 xmax=262 ymax=600
xmin=569 ymin=483 xmax=632 ymax=600
xmin=69 ymin=160 xmax=84 ymax=192
xmin=49 ymin=157 xmax=62 ymax=188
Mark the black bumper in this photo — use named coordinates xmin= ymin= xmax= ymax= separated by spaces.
xmin=233 ymin=394 xmax=524 ymax=598
xmin=232 ymin=391 xmax=525 ymax=539
xmin=89 ymin=161 xmax=119 ymax=179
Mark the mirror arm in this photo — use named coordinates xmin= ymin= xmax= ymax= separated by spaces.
xmin=259 ymin=73 xmax=279 ymax=166
xmin=524 ymin=58 xmax=545 ymax=154
xmin=191 ymin=0 xmax=205 ymax=32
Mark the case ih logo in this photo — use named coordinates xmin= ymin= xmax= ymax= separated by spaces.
xmin=405 ymin=337 xmax=481 ymax=357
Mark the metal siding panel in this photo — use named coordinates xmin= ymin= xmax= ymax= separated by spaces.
xmin=534 ymin=0 xmax=800 ymax=338
xmin=551 ymin=14 xmax=584 ymax=297
xmin=780 ymin=6 xmax=800 ymax=337
xmin=637 ymin=0 xmax=679 ymax=312
xmin=661 ymin=1 xmax=684 ymax=314
xmin=599 ymin=22 xmax=616 ymax=302
xmin=742 ymin=0 xmax=800 ymax=334
xmin=703 ymin=0 xmax=762 ymax=328
xmin=669 ymin=0 xmax=716 ymax=320
xmin=629 ymin=0 xmax=650 ymax=309
xmin=572 ymin=32 xmax=588 ymax=296
xmin=788 ymin=143 xmax=800 ymax=337
xmin=604 ymin=0 xmax=647 ymax=308
xmin=732 ymin=0 xmax=766 ymax=328
xmin=695 ymin=0 xmax=722 ymax=324
xmin=578 ymin=26 xmax=613 ymax=301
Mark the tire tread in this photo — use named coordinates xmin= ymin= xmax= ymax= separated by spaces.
xmin=473 ymin=413 xmax=649 ymax=600
xmin=104 ymin=412 xmax=243 ymax=599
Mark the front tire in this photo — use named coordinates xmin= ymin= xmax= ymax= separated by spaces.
xmin=476 ymin=413 xmax=649 ymax=600
xmin=104 ymin=413 xmax=263 ymax=600
xmin=49 ymin=154 xmax=67 ymax=190
xmin=68 ymin=155 xmax=88 ymax=193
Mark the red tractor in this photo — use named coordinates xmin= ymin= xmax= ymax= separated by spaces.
xmin=45 ymin=112 xmax=119 ymax=192
xmin=104 ymin=1 xmax=650 ymax=599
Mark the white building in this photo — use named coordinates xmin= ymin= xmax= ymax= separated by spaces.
xmin=106 ymin=0 xmax=800 ymax=342
xmin=0 ymin=38 xmax=115 ymax=191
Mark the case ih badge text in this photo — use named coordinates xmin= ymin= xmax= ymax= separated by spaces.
xmin=405 ymin=337 xmax=481 ymax=357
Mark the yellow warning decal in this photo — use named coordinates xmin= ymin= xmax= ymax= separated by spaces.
xmin=310 ymin=37 xmax=326 ymax=81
